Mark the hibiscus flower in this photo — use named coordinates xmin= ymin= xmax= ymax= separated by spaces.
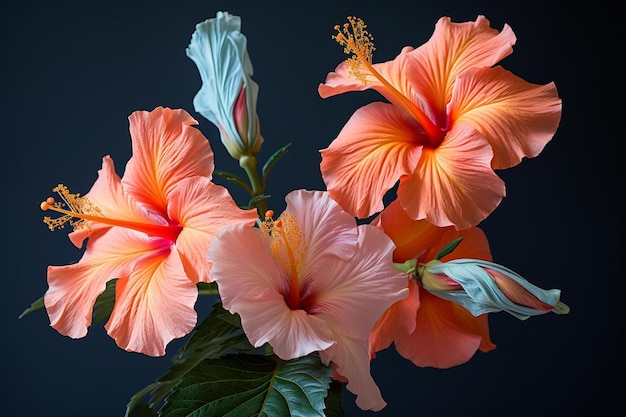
xmin=40 ymin=106 xmax=258 ymax=356
xmin=369 ymin=200 xmax=496 ymax=368
xmin=206 ymin=190 xmax=409 ymax=411
xmin=319 ymin=16 xmax=562 ymax=229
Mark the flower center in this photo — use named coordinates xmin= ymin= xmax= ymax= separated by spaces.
xmin=261 ymin=211 xmax=306 ymax=309
xmin=40 ymin=184 xmax=182 ymax=242
xmin=333 ymin=16 xmax=445 ymax=146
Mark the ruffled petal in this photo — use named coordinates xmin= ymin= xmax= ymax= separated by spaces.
xmin=69 ymin=155 xmax=152 ymax=247
xmin=207 ymin=224 xmax=335 ymax=358
xmin=394 ymin=289 xmax=488 ymax=368
xmin=369 ymin=279 xmax=419 ymax=356
xmin=373 ymin=199 xmax=493 ymax=261
xmin=320 ymin=102 xmax=424 ymax=218
xmin=284 ymin=190 xmax=358 ymax=267
xmin=169 ymin=177 xmax=257 ymax=283
xmin=45 ymin=228 xmax=165 ymax=339
xmin=124 ymin=107 xmax=214 ymax=210
xmin=105 ymin=247 xmax=198 ymax=357
xmin=321 ymin=333 xmax=386 ymax=411
xmin=450 ymin=66 xmax=562 ymax=169
xmin=309 ymin=225 xmax=409 ymax=338
xmin=397 ymin=124 xmax=505 ymax=229
xmin=406 ymin=15 xmax=516 ymax=113
xmin=318 ymin=46 xmax=416 ymax=104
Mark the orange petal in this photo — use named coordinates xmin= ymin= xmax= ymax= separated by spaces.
xmin=406 ymin=16 xmax=516 ymax=113
xmin=319 ymin=46 xmax=417 ymax=108
xmin=450 ymin=66 xmax=562 ymax=169
xmin=169 ymin=178 xmax=257 ymax=283
xmin=124 ymin=107 xmax=214 ymax=210
xmin=45 ymin=227 xmax=165 ymax=340
xmin=105 ymin=248 xmax=198 ymax=357
xmin=397 ymin=124 xmax=505 ymax=229
xmin=395 ymin=289 xmax=488 ymax=368
xmin=321 ymin=102 xmax=424 ymax=218
xmin=370 ymin=279 xmax=419 ymax=356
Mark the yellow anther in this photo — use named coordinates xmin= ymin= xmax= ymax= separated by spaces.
xmin=332 ymin=16 xmax=375 ymax=83
xmin=41 ymin=184 xmax=102 ymax=232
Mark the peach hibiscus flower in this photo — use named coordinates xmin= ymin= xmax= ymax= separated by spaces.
xmin=319 ymin=16 xmax=562 ymax=229
xmin=369 ymin=200 xmax=496 ymax=368
xmin=40 ymin=107 xmax=258 ymax=357
xmin=206 ymin=190 xmax=409 ymax=411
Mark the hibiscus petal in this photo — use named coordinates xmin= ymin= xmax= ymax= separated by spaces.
xmin=284 ymin=190 xmax=357 ymax=266
xmin=450 ymin=66 xmax=562 ymax=169
xmin=124 ymin=107 xmax=215 ymax=210
xmin=45 ymin=228 xmax=164 ymax=339
xmin=394 ymin=289 xmax=486 ymax=368
xmin=168 ymin=177 xmax=257 ymax=283
xmin=321 ymin=333 xmax=386 ymax=411
xmin=318 ymin=46 xmax=416 ymax=103
xmin=310 ymin=225 xmax=409 ymax=338
xmin=369 ymin=279 xmax=419 ymax=356
xmin=397 ymin=123 xmax=505 ymax=229
xmin=105 ymin=247 xmax=198 ymax=357
xmin=207 ymin=224 xmax=335 ymax=358
xmin=70 ymin=155 xmax=152 ymax=247
xmin=320 ymin=102 xmax=424 ymax=218
xmin=406 ymin=15 xmax=516 ymax=113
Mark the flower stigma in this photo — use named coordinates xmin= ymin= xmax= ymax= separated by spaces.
xmin=332 ymin=16 xmax=442 ymax=144
xmin=261 ymin=212 xmax=306 ymax=309
xmin=40 ymin=184 xmax=182 ymax=241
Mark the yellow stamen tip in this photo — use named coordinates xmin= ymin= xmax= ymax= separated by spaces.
xmin=331 ymin=16 xmax=375 ymax=84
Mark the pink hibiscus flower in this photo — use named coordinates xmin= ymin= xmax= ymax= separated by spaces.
xmin=369 ymin=200 xmax=496 ymax=368
xmin=206 ymin=190 xmax=409 ymax=411
xmin=319 ymin=16 xmax=562 ymax=229
xmin=41 ymin=106 xmax=258 ymax=357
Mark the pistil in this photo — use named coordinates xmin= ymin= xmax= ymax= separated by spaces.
xmin=41 ymin=184 xmax=182 ymax=242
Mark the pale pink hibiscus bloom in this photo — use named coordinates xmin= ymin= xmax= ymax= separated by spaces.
xmin=41 ymin=106 xmax=258 ymax=357
xmin=319 ymin=16 xmax=562 ymax=229
xmin=369 ymin=200 xmax=496 ymax=368
xmin=206 ymin=190 xmax=409 ymax=411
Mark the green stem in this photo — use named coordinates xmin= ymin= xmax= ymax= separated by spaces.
xmin=239 ymin=154 xmax=267 ymax=217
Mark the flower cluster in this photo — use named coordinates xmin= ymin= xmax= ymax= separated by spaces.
xmin=27 ymin=11 xmax=569 ymax=416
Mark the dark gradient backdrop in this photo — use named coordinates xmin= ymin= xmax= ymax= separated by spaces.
xmin=2 ymin=1 xmax=622 ymax=416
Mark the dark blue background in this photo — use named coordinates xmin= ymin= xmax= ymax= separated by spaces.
xmin=2 ymin=1 xmax=622 ymax=416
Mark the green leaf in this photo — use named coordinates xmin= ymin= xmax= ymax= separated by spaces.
xmin=160 ymin=353 xmax=333 ymax=417
xmin=248 ymin=193 xmax=271 ymax=209
xmin=323 ymin=380 xmax=345 ymax=417
xmin=125 ymin=301 xmax=256 ymax=416
xmin=214 ymin=170 xmax=253 ymax=195
xmin=19 ymin=296 xmax=44 ymax=319
xmin=19 ymin=278 xmax=118 ymax=322
xmin=92 ymin=279 xmax=117 ymax=323
xmin=262 ymin=143 xmax=292 ymax=187
xmin=435 ymin=237 xmax=464 ymax=260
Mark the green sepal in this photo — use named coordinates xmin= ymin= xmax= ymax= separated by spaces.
xmin=435 ymin=237 xmax=464 ymax=260
xmin=214 ymin=169 xmax=253 ymax=195
xmin=159 ymin=352 xmax=333 ymax=417
xmin=324 ymin=380 xmax=346 ymax=417
xmin=262 ymin=143 xmax=292 ymax=188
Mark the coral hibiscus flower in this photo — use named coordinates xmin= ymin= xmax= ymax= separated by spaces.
xmin=319 ymin=15 xmax=562 ymax=229
xmin=206 ymin=190 xmax=409 ymax=411
xmin=41 ymin=107 xmax=258 ymax=357
xmin=369 ymin=200 xmax=496 ymax=368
